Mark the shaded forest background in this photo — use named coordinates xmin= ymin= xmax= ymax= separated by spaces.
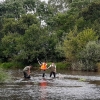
xmin=0 ymin=0 xmax=100 ymax=71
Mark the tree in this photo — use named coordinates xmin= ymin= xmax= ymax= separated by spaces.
xmin=0 ymin=0 xmax=26 ymax=18
xmin=79 ymin=41 xmax=100 ymax=71
xmin=63 ymin=28 xmax=98 ymax=61
xmin=81 ymin=2 xmax=100 ymax=38
xmin=16 ymin=24 xmax=49 ymax=63
xmin=48 ymin=0 xmax=69 ymax=14
xmin=1 ymin=33 xmax=21 ymax=62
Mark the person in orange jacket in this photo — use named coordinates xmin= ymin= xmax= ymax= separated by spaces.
xmin=37 ymin=59 xmax=47 ymax=77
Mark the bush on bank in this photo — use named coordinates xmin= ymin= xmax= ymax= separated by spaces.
xmin=0 ymin=62 xmax=24 ymax=69
xmin=0 ymin=68 xmax=11 ymax=82
xmin=0 ymin=61 xmax=71 ymax=70
xmin=1 ymin=61 xmax=100 ymax=72
xmin=56 ymin=62 xmax=71 ymax=69
xmin=96 ymin=63 xmax=100 ymax=72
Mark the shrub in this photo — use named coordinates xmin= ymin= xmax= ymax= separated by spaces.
xmin=0 ymin=62 xmax=14 ymax=69
xmin=0 ymin=62 xmax=24 ymax=69
xmin=0 ymin=68 xmax=11 ymax=82
xmin=79 ymin=41 xmax=100 ymax=71
xmin=56 ymin=62 xmax=71 ymax=69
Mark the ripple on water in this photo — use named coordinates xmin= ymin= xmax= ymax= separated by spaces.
xmin=0 ymin=72 xmax=100 ymax=100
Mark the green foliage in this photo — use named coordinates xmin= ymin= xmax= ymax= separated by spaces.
xmin=0 ymin=0 xmax=100 ymax=70
xmin=79 ymin=41 xmax=100 ymax=61
xmin=81 ymin=2 xmax=100 ymax=37
xmin=15 ymin=24 xmax=49 ymax=63
xmin=77 ymin=28 xmax=98 ymax=51
xmin=48 ymin=0 xmax=69 ymax=14
xmin=2 ymin=33 xmax=20 ymax=59
xmin=97 ymin=62 xmax=100 ymax=71
xmin=56 ymin=62 xmax=71 ymax=69
xmin=82 ymin=2 xmax=100 ymax=22
xmin=70 ymin=0 xmax=91 ymax=10
xmin=78 ymin=41 xmax=100 ymax=71
xmin=0 ymin=0 xmax=44 ymax=19
xmin=0 ymin=68 xmax=11 ymax=82
xmin=0 ymin=62 xmax=24 ymax=69
xmin=1 ymin=14 xmax=46 ymax=63
xmin=0 ymin=0 xmax=26 ymax=18
xmin=0 ymin=62 xmax=15 ymax=69
xmin=19 ymin=14 xmax=39 ymax=28
xmin=63 ymin=28 xmax=98 ymax=61
xmin=63 ymin=26 xmax=79 ymax=61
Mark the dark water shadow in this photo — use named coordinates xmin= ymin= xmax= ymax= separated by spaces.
xmin=89 ymin=80 xmax=100 ymax=86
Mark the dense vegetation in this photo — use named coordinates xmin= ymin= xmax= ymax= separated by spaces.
xmin=0 ymin=0 xmax=100 ymax=71
xmin=0 ymin=68 xmax=11 ymax=82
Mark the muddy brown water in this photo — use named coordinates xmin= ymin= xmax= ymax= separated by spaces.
xmin=0 ymin=69 xmax=100 ymax=100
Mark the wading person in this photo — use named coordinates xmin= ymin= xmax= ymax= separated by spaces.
xmin=37 ymin=59 xmax=47 ymax=77
xmin=48 ymin=63 xmax=56 ymax=78
xmin=40 ymin=62 xmax=47 ymax=78
xmin=23 ymin=65 xmax=32 ymax=79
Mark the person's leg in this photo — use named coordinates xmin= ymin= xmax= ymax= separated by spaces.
xmin=52 ymin=72 xmax=56 ymax=78
xmin=53 ymin=72 xmax=56 ymax=78
xmin=27 ymin=75 xmax=31 ymax=79
xmin=42 ymin=70 xmax=45 ymax=77
xmin=23 ymin=71 xmax=27 ymax=78
xmin=50 ymin=71 xmax=53 ymax=77
xmin=23 ymin=71 xmax=30 ymax=79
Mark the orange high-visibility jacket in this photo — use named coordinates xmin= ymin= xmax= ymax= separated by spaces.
xmin=41 ymin=63 xmax=47 ymax=70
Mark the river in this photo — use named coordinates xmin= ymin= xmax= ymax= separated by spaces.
xmin=0 ymin=69 xmax=100 ymax=100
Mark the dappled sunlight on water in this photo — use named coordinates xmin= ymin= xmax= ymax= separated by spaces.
xmin=0 ymin=69 xmax=100 ymax=100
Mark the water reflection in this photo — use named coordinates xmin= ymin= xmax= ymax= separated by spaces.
xmin=39 ymin=78 xmax=47 ymax=100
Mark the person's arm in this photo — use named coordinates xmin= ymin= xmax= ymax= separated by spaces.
xmin=47 ymin=65 xmax=51 ymax=69
xmin=38 ymin=60 xmax=42 ymax=65
xmin=54 ymin=65 xmax=56 ymax=72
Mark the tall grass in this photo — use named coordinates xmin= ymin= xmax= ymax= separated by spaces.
xmin=0 ymin=62 xmax=24 ymax=69
xmin=0 ymin=68 xmax=11 ymax=82
xmin=55 ymin=62 xmax=71 ymax=70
